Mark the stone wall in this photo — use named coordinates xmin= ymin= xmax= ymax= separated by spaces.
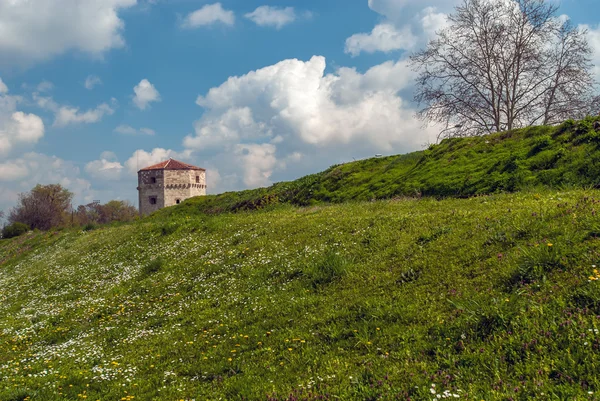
xmin=163 ymin=170 xmax=206 ymax=208
xmin=138 ymin=169 xmax=206 ymax=215
xmin=138 ymin=170 xmax=165 ymax=216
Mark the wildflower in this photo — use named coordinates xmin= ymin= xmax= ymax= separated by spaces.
xmin=547 ymin=243 xmax=553 ymax=247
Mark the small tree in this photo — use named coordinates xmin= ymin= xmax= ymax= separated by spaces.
xmin=8 ymin=184 xmax=73 ymax=230
xmin=99 ymin=200 xmax=138 ymax=223
xmin=2 ymin=222 xmax=29 ymax=239
xmin=75 ymin=200 xmax=137 ymax=225
xmin=411 ymin=0 xmax=598 ymax=140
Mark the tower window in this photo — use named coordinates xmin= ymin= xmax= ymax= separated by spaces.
xmin=196 ymin=175 xmax=200 ymax=183
xmin=176 ymin=199 xmax=181 ymax=204
xmin=150 ymin=177 xmax=156 ymax=184
xmin=149 ymin=196 xmax=157 ymax=205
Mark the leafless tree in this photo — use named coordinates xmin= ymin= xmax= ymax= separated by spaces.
xmin=411 ymin=0 xmax=598 ymax=141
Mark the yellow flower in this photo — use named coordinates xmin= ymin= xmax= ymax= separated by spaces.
xmin=547 ymin=243 xmax=553 ymax=247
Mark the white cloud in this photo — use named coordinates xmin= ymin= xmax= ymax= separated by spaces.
xmin=0 ymin=152 xmax=94 ymax=212
xmin=344 ymin=1 xmax=453 ymax=57
xmin=133 ymin=79 xmax=161 ymax=110
xmin=345 ymin=23 xmax=417 ymax=56
xmin=0 ymin=0 xmax=137 ymax=67
xmin=185 ymin=55 xmax=438 ymax=192
xmin=181 ymin=3 xmax=235 ymax=28
xmin=185 ymin=107 xmax=270 ymax=150
xmin=235 ymin=143 xmax=277 ymax=187
xmin=367 ymin=0 xmax=454 ymax=21
xmin=114 ymin=124 xmax=155 ymax=135
xmin=33 ymin=93 xmax=116 ymax=127
xmin=189 ymin=56 xmax=423 ymax=149
xmin=36 ymin=81 xmax=54 ymax=92
xmin=583 ymin=24 xmax=600 ymax=81
xmin=85 ymin=156 xmax=124 ymax=181
xmin=54 ymin=103 xmax=115 ymax=127
xmin=0 ymin=83 xmax=45 ymax=156
xmin=0 ymin=161 xmax=29 ymax=182
xmin=124 ymin=148 xmax=193 ymax=174
xmin=245 ymin=6 xmax=296 ymax=29
xmin=85 ymin=75 xmax=102 ymax=90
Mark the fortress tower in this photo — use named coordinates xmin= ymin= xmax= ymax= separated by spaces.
xmin=137 ymin=158 xmax=206 ymax=215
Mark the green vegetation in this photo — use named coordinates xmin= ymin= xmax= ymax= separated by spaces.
xmin=2 ymin=222 xmax=29 ymax=239
xmin=5 ymin=120 xmax=600 ymax=399
xmin=2 ymin=189 xmax=600 ymax=399
xmin=166 ymin=116 xmax=600 ymax=217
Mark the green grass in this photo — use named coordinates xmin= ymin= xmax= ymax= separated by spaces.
xmin=160 ymin=116 xmax=600 ymax=218
xmin=5 ymin=118 xmax=600 ymax=399
xmin=2 ymin=189 xmax=600 ymax=399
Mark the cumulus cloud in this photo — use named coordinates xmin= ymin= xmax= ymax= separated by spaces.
xmin=0 ymin=152 xmax=94 ymax=212
xmin=367 ymin=0 xmax=454 ymax=21
xmin=345 ymin=24 xmax=417 ymax=56
xmin=54 ymin=103 xmax=115 ymax=127
xmin=181 ymin=3 xmax=235 ymax=28
xmin=114 ymin=125 xmax=155 ymax=135
xmin=124 ymin=148 xmax=193 ymax=174
xmin=0 ymin=160 xmax=30 ymax=182
xmin=133 ymin=79 xmax=161 ymax=110
xmin=245 ymin=6 xmax=296 ymax=29
xmin=85 ymin=153 xmax=124 ymax=181
xmin=582 ymin=24 xmax=600 ymax=81
xmin=189 ymin=56 xmax=423 ymax=149
xmin=184 ymin=55 xmax=438 ymax=191
xmin=85 ymin=75 xmax=102 ymax=90
xmin=0 ymin=82 xmax=45 ymax=156
xmin=235 ymin=143 xmax=277 ymax=187
xmin=0 ymin=0 xmax=137 ymax=67
xmin=36 ymin=81 xmax=54 ymax=92
xmin=33 ymin=93 xmax=116 ymax=127
xmin=344 ymin=0 xmax=453 ymax=57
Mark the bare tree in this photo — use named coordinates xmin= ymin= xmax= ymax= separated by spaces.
xmin=411 ymin=0 xmax=598 ymax=141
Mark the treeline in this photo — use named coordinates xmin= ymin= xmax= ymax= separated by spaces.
xmin=1 ymin=184 xmax=137 ymax=239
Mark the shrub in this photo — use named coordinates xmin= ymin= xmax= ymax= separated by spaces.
xmin=2 ymin=222 xmax=29 ymax=239
xmin=83 ymin=223 xmax=97 ymax=231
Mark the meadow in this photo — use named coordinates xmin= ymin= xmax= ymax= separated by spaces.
xmin=3 ymin=188 xmax=600 ymax=400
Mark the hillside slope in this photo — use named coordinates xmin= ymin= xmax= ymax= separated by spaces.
xmin=2 ymin=190 xmax=600 ymax=399
xmin=165 ymin=116 xmax=600 ymax=217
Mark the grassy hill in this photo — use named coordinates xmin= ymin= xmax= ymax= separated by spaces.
xmin=166 ymin=116 xmax=600 ymax=217
xmin=3 ymin=120 xmax=600 ymax=399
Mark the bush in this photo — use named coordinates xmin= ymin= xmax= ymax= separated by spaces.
xmin=83 ymin=223 xmax=97 ymax=231
xmin=2 ymin=222 xmax=29 ymax=239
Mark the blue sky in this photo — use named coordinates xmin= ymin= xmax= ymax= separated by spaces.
xmin=0 ymin=0 xmax=599 ymax=212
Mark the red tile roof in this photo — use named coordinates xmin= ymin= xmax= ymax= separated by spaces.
xmin=139 ymin=158 xmax=205 ymax=172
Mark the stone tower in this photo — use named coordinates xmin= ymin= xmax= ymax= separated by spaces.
xmin=137 ymin=158 xmax=206 ymax=215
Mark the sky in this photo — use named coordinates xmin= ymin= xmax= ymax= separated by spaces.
xmin=0 ymin=0 xmax=599 ymax=213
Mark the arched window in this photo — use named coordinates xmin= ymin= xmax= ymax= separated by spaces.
xmin=176 ymin=199 xmax=181 ymax=204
